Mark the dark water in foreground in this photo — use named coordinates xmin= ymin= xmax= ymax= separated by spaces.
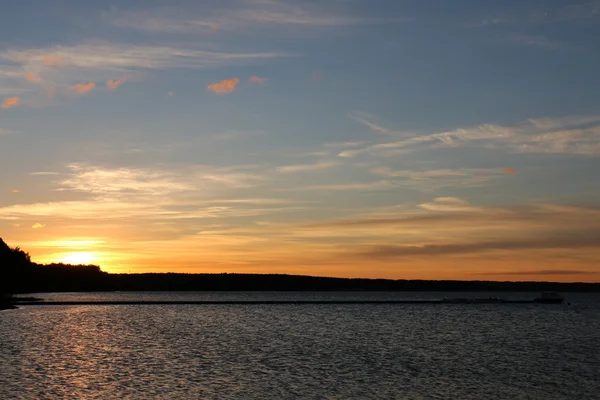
xmin=1 ymin=292 xmax=600 ymax=399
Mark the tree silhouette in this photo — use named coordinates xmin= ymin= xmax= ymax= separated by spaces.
xmin=0 ymin=237 xmax=108 ymax=296
xmin=1 ymin=237 xmax=598 ymax=301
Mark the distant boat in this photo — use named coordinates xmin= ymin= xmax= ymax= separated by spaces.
xmin=533 ymin=291 xmax=564 ymax=304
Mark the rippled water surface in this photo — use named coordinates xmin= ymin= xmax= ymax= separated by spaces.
xmin=2 ymin=292 xmax=600 ymax=399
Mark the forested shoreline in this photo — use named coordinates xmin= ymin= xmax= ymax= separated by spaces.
xmin=2 ymin=238 xmax=599 ymax=307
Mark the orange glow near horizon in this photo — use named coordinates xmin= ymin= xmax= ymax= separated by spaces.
xmin=11 ymin=237 xmax=596 ymax=282
xmin=57 ymin=252 xmax=95 ymax=265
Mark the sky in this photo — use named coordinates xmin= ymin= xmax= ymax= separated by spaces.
xmin=1 ymin=0 xmax=600 ymax=281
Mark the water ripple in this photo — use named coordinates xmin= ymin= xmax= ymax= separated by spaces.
xmin=1 ymin=293 xmax=600 ymax=399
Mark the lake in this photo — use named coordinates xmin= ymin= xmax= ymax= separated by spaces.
xmin=1 ymin=292 xmax=600 ymax=399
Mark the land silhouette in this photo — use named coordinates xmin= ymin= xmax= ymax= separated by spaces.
xmin=1 ymin=237 xmax=599 ymax=308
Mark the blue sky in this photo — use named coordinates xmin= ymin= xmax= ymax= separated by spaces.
xmin=1 ymin=0 xmax=600 ymax=280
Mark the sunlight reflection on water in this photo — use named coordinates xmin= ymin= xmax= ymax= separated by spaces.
xmin=1 ymin=292 xmax=600 ymax=399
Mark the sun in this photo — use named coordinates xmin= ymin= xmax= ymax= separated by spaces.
xmin=59 ymin=252 xmax=96 ymax=265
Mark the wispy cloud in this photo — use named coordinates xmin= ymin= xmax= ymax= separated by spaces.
xmin=340 ymin=114 xmax=600 ymax=157
xmin=0 ymin=164 xmax=295 ymax=233
xmin=58 ymin=163 xmax=265 ymax=198
xmin=294 ymin=181 xmax=394 ymax=191
xmin=249 ymin=75 xmax=268 ymax=85
xmin=107 ymin=1 xmax=402 ymax=34
xmin=470 ymin=0 xmax=600 ymax=27
xmin=24 ymin=72 xmax=42 ymax=83
xmin=349 ymin=111 xmax=399 ymax=135
xmin=212 ymin=130 xmax=266 ymax=140
xmin=3 ymin=44 xmax=287 ymax=73
xmin=277 ymin=161 xmax=338 ymax=173
xmin=30 ymin=171 xmax=60 ymax=176
xmin=370 ymin=167 xmax=517 ymax=190
xmin=301 ymin=199 xmax=600 ymax=260
xmin=474 ymin=269 xmax=597 ymax=276
xmin=362 ymin=231 xmax=600 ymax=258
xmin=207 ymin=77 xmax=240 ymax=94
xmin=1 ymin=96 xmax=20 ymax=109
xmin=418 ymin=197 xmax=485 ymax=213
xmin=60 ymin=164 xmax=196 ymax=196
xmin=32 ymin=223 xmax=45 ymax=229
xmin=505 ymin=35 xmax=578 ymax=51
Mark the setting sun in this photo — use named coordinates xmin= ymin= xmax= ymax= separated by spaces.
xmin=58 ymin=252 xmax=95 ymax=265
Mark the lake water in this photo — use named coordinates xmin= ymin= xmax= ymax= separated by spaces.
xmin=1 ymin=292 xmax=600 ymax=399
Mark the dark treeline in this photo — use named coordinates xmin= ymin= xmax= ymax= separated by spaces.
xmin=2 ymin=238 xmax=599 ymax=297
xmin=1 ymin=238 xmax=109 ymax=297
xmin=110 ymin=273 xmax=600 ymax=293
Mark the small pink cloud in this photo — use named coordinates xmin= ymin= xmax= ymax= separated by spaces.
xmin=207 ymin=78 xmax=240 ymax=95
xmin=1 ymin=96 xmax=20 ymax=109
xmin=25 ymin=72 xmax=42 ymax=83
xmin=11 ymin=189 xmax=20 ymax=193
xmin=501 ymin=167 xmax=519 ymax=175
xmin=168 ymin=91 xmax=174 ymax=96
xmin=42 ymin=55 xmax=65 ymax=66
xmin=249 ymin=76 xmax=268 ymax=85
xmin=106 ymin=75 xmax=131 ymax=90
xmin=46 ymin=86 xmax=57 ymax=99
xmin=71 ymin=82 xmax=96 ymax=95
xmin=310 ymin=71 xmax=324 ymax=81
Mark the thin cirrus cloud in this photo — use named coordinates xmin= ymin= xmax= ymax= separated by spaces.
xmin=348 ymin=111 xmax=401 ymax=135
xmin=291 ymin=181 xmax=394 ymax=192
xmin=301 ymin=198 xmax=600 ymax=261
xmin=470 ymin=0 xmax=600 ymax=27
xmin=361 ymin=233 xmax=600 ymax=258
xmin=475 ymin=270 xmax=597 ymax=276
xmin=277 ymin=161 xmax=338 ymax=173
xmin=306 ymin=201 xmax=600 ymax=231
xmin=341 ymin=114 xmax=600 ymax=157
xmin=369 ymin=167 xmax=519 ymax=190
xmin=107 ymin=1 xmax=401 ymax=34
xmin=505 ymin=35 xmax=576 ymax=51
xmin=417 ymin=197 xmax=486 ymax=213
xmin=207 ymin=78 xmax=240 ymax=94
xmin=58 ymin=163 xmax=265 ymax=197
xmin=1 ymin=44 xmax=288 ymax=73
xmin=1 ymin=96 xmax=20 ymax=108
